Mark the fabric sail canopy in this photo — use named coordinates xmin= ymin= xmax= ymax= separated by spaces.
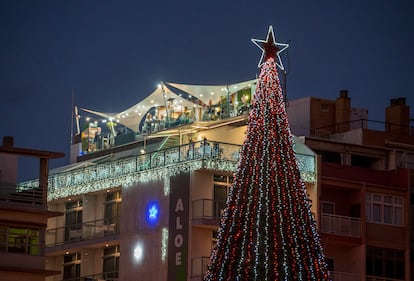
xmin=80 ymin=79 xmax=257 ymax=132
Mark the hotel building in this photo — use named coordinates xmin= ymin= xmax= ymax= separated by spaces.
xmin=19 ymin=81 xmax=413 ymax=281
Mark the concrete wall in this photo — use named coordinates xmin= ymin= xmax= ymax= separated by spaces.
xmin=324 ymin=244 xmax=364 ymax=275
xmin=0 ymin=153 xmax=18 ymax=184
xmin=45 ymin=255 xmax=63 ymax=281
xmin=286 ymin=97 xmax=311 ymax=136
xmin=191 ymin=170 xmax=213 ymax=200
xmin=200 ymin=125 xmax=247 ymax=145
xmin=119 ymin=179 xmax=168 ymax=281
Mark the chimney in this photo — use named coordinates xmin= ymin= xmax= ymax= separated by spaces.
xmin=385 ymin=97 xmax=409 ymax=135
xmin=2 ymin=136 xmax=14 ymax=148
xmin=335 ymin=90 xmax=351 ymax=133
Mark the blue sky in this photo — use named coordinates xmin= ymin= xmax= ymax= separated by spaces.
xmin=1 ymin=0 xmax=413 ymax=180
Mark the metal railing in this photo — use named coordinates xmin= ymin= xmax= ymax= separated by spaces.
xmin=18 ymin=141 xmax=316 ymax=200
xmin=0 ymin=183 xmax=44 ymax=207
xmin=46 ymin=217 xmax=120 ymax=247
xmin=329 ymin=271 xmax=361 ymax=281
xmin=36 ymin=142 xmax=306 ymax=188
xmin=61 ymin=271 xmax=119 ymax=281
xmin=19 ymin=141 xmax=241 ymax=190
xmin=192 ymin=199 xmax=226 ymax=220
xmin=311 ymin=119 xmax=414 ymax=138
xmin=366 ymin=276 xmax=404 ymax=281
xmin=320 ymin=213 xmax=361 ymax=238
xmin=191 ymin=256 xmax=210 ymax=277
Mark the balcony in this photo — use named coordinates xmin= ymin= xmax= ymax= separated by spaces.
xmin=190 ymin=261 xmax=362 ymax=280
xmin=366 ymin=276 xmax=404 ymax=281
xmin=330 ymin=271 xmax=361 ymax=281
xmin=321 ymin=213 xmax=361 ymax=238
xmin=191 ymin=256 xmax=209 ymax=278
xmin=61 ymin=271 xmax=119 ymax=281
xmin=46 ymin=218 xmax=120 ymax=247
xmin=0 ymin=183 xmax=44 ymax=207
xmin=19 ymin=140 xmax=316 ymax=201
xmin=192 ymin=199 xmax=225 ymax=227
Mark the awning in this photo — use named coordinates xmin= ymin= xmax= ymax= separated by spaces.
xmin=79 ymin=79 xmax=257 ymax=132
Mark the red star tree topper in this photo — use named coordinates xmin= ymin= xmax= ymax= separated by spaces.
xmin=203 ymin=26 xmax=331 ymax=280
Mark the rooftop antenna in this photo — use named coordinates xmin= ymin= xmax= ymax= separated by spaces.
xmin=282 ymin=39 xmax=291 ymax=106
xmin=71 ymin=88 xmax=74 ymax=144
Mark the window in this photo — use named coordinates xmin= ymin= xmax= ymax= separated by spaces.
xmin=351 ymin=154 xmax=380 ymax=168
xmin=366 ymin=246 xmax=404 ymax=280
xmin=103 ymin=245 xmax=119 ymax=279
xmin=0 ymin=225 xmax=40 ymax=255
xmin=65 ymin=200 xmax=83 ymax=241
xmin=211 ymin=231 xmax=218 ymax=251
xmin=63 ymin=252 xmax=81 ymax=281
xmin=321 ymin=104 xmax=329 ymax=112
xmin=213 ymin=175 xmax=233 ymax=219
xmin=321 ymin=201 xmax=335 ymax=214
xmin=366 ymin=193 xmax=403 ymax=226
xmin=316 ymin=150 xmax=341 ymax=164
xmin=104 ymin=191 xmax=121 ymax=230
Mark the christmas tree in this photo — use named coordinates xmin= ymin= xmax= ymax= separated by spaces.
xmin=203 ymin=26 xmax=330 ymax=281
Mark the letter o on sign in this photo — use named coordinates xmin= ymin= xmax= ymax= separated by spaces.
xmin=174 ymin=234 xmax=183 ymax=248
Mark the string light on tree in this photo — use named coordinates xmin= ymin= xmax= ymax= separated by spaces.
xmin=203 ymin=26 xmax=330 ymax=280
xmin=251 ymin=25 xmax=289 ymax=70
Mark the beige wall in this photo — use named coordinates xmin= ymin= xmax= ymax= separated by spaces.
xmin=119 ymin=180 xmax=169 ymax=281
xmin=325 ymin=245 xmax=364 ymax=274
xmin=191 ymin=170 xmax=213 ymax=200
xmin=45 ymin=255 xmax=63 ymax=281
xmin=200 ymin=125 xmax=247 ymax=145
xmin=190 ymin=170 xmax=217 ymax=265
xmin=81 ymin=248 xmax=103 ymax=277
xmin=0 ymin=271 xmax=47 ymax=281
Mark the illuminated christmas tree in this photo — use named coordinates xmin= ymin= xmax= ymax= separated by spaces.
xmin=203 ymin=26 xmax=330 ymax=281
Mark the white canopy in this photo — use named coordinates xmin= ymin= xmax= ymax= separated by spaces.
xmin=80 ymin=79 xmax=257 ymax=132
xmin=165 ymin=79 xmax=256 ymax=106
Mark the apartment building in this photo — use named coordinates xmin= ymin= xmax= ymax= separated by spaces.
xmin=0 ymin=136 xmax=64 ymax=281
xmin=287 ymin=92 xmax=413 ymax=280
xmin=19 ymin=81 xmax=412 ymax=281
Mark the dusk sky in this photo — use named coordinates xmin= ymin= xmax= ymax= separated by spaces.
xmin=1 ymin=1 xmax=413 ymax=180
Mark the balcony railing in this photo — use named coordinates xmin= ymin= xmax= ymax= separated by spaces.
xmin=19 ymin=140 xmax=316 ymax=200
xmin=321 ymin=213 xmax=361 ymax=238
xmin=366 ymin=276 xmax=404 ymax=281
xmin=191 ymin=256 xmax=210 ymax=277
xmin=62 ymin=271 xmax=119 ymax=281
xmin=0 ymin=183 xmax=44 ymax=207
xmin=329 ymin=271 xmax=361 ymax=281
xmin=192 ymin=199 xmax=226 ymax=221
xmin=46 ymin=217 xmax=120 ymax=247
xmin=310 ymin=119 xmax=414 ymax=138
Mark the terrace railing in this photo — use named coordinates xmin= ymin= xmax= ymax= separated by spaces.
xmin=46 ymin=217 xmax=120 ymax=247
xmin=321 ymin=213 xmax=361 ymax=238
xmin=18 ymin=141 xmax=316 ymax=199
xmin=0 ymin=183 xmax=44 ymax=207
xmin=192 ymin=199 xmax=226 ymax=221
xmin=366 ymin=276 xmax=404 ymax=281
xmin=61 ymin=271 xmax=119 ymax=281
xmin=310 ymin=119 xmax=414 ymax=138
xmin=329 ymin=271 xmax=361 ymax=281
xmin=191 ymin=256 xmax=210 ymax=277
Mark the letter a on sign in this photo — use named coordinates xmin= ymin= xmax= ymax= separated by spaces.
xmin=175 ymin=198 xmax=184 ymax=212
